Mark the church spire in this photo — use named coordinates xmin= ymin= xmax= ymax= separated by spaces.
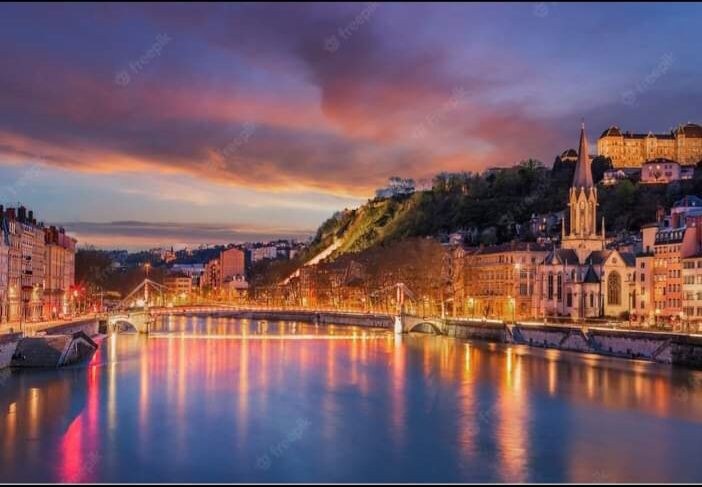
xmin=572 ymin=121 xmax=594 ymax=189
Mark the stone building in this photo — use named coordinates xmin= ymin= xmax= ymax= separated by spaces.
xmin=640 ymin=158 xmax=694 ymax=184
xmin=538 ymin=124 xmax=636 ymax=320
xmin=164 ymin=272 xmax=193 ymax=300
xmin=463 ymin=242 xmax=548 ymax=321
xmin=627 ymin=197 xmax=702 ymax=328
xmin=631 ymin=224 xmax=657 ymax=323
xmin=598 ymin=123 xmax=702 ymax=168
xmin=0 ymin=206 xmax=74 ymax=324
xmin=461 ymin=123 xmax=637 ymax=322
xmin=201 ymin=258 xmax=221 ymax=291
xmin=43 ymin=226 xmax=77 ymax=319
xmin=0 ymin=216 xmax=8 ymax=323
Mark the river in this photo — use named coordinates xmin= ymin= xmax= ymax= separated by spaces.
xmin=1 ymin=315 xmax=702 ymax=482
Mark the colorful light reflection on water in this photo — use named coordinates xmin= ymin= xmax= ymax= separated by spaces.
xmin=1 ymin=316 xmax=702 ymax=482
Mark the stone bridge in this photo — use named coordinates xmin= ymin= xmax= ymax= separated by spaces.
xmin=396 ymin=314 xmax=446 ymax=334
xmin=107 ymin=311 xmax=153 ymax=334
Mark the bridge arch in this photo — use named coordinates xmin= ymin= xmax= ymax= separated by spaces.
xmin=111 ymin=319 xmax=138 ymax=333
xmin=401 ymin=315 xmax=444 ymax=335
xmin=406 ymin=321 xmax=442 ymax=334
xmin=108 ymin=312 xmax=150 ymax=334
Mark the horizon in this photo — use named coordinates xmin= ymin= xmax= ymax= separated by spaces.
xmin=2 ymin=2 xmax=702 ymax=248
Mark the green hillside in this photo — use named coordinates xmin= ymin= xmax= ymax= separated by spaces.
xmin=305 ymin=157 xmax=702 ymax=261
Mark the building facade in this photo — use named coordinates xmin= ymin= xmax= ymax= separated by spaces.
xmin=164 ymin=273 xmax=193 ymax=299
xmin=0 ymin=207 xmax=76 ymax=325
xmin=598 ymin=123 xmax=702 ymax=168
xmin=640 ymin=159 xmax=694 ymax=184
xmin=0 ymin=216 xmax=9 ymax=323
xmin=463 ymin=243 xmax=548 ymax=321
xmin=220 ymin=247 xmax=245 ymax=282
xmin=537 ymin=124 xmax=636 ymax=320
xmin=43 ymin=226 xmax=77 ymax=319
xmin=461 ymin=124 xmax=636 ymax=322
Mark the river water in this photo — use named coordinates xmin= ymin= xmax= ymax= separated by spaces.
xmin=1 ymin=316 xmax=702 ymax=482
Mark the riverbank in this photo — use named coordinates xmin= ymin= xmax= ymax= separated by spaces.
xmin=0 ymin=317 xmax=100 ymax=370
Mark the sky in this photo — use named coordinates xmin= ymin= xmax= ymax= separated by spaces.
xmin=1 ymin=2 xmax=701 ymax=249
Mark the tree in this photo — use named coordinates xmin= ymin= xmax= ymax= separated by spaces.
xmin=591 ymin=156 xmax=613 ymax=183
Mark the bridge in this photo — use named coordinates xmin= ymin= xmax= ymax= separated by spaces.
xmin=396 ymin=314 xmax=446 ymax=334
xmin=106 ymin=311 xmax=153 ymax=334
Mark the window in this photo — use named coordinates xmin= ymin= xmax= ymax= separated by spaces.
xmin=547 ymin=273 xmax=554 ymax=300
xmin=608 ymin=271 xmax=622 ymax=306
xmin=557 ymin=273 xmax=562 ymax=302
xmin=520 ymin=283 xmax=528 ymax=296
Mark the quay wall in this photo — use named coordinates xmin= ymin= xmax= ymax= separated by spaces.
xmin=444 ymin=319 xmax=506 ymax=342
xmin=42 ymin=319 xmax=99 ymax=338
xmin=0 ymin=333 xmax=21 ymax=370
xmin=184 ymin=309 xmax=394 ymax=329
xmin=161 ymin=309 xmax=702 ymax=369
xmin=0 ymin=318 xmax=99 ymax=370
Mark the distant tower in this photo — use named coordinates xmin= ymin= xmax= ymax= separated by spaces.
xmin=562 ymin=122 xmax=605 ymax=261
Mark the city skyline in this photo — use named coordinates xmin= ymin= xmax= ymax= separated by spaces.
xmin=2 ymin=3 xmax=702 ymax=248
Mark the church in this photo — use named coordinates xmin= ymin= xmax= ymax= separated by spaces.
xmin=536 ymin=124 xmax=635 ymax=320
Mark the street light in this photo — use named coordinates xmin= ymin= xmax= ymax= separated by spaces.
xmin=655 ymin=308 xmax=661 ymax=328
xmin=508 ymin=295 xmax=516 ymax=324
xmin=679 ymin=311 xmax=687 ymax=334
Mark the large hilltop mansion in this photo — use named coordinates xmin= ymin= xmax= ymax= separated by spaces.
xmin=598 ymin=122 xmax=702 ymax=168
xmin=456 ymin=123 xmax=702 ymax=330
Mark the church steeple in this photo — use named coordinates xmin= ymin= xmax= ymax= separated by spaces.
xmin=572 ymin=121 xmax=594 ymax=189
xmin=562 ymin=121 xmax=604 ymax=261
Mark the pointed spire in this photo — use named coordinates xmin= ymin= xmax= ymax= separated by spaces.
xmin=572 ymin=121 xmax=594 ymax=189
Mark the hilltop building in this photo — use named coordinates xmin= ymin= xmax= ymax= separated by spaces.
xmin=598 ymin=123 xmax=702 ymax=168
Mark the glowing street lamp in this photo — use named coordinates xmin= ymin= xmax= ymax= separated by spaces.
xmin=508 ymin=295 xmax=516 ymax=324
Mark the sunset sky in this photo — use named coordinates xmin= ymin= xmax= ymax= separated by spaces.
xmin=1 ymin=2 xmax=701 ymax=249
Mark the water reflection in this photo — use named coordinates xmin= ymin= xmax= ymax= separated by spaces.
xmin=0 ymin=317 xmax=701 ymax=482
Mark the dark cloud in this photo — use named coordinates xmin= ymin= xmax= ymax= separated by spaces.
xmin=0 ymin=2 xmax=701 ymax=197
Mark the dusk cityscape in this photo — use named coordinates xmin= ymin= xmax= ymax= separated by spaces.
xmin=2 ymin=2 xmax=702 ymax=484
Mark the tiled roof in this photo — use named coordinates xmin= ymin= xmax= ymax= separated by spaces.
xmin=468 ymin=242 xmax=550 ymax=255
xmin=673 ymin=195 xmax=702 ymax=208
xmin=586 ymin=250 xmax=610 ymax=265
xmin=546 ymin=248 xmax=579 ymax=265
xmin=619 ymin=252 xmax=636 ymax=267
xmin=582 ymin=266 xmax=600 ymax=283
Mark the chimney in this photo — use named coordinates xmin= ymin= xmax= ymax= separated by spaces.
xmin=6 ymin=208 xmax=15 ymax=220
xmin=28 ymin=210 xmax=33 ymax=222
xmin=17 ymin=206 xmax=26 ymax=222
xmin=656 ymin=206 xmax=665 ymax=223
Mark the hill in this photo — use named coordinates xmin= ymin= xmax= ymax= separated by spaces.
xmin=299 ymin=157 xmax=702 ymax=259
